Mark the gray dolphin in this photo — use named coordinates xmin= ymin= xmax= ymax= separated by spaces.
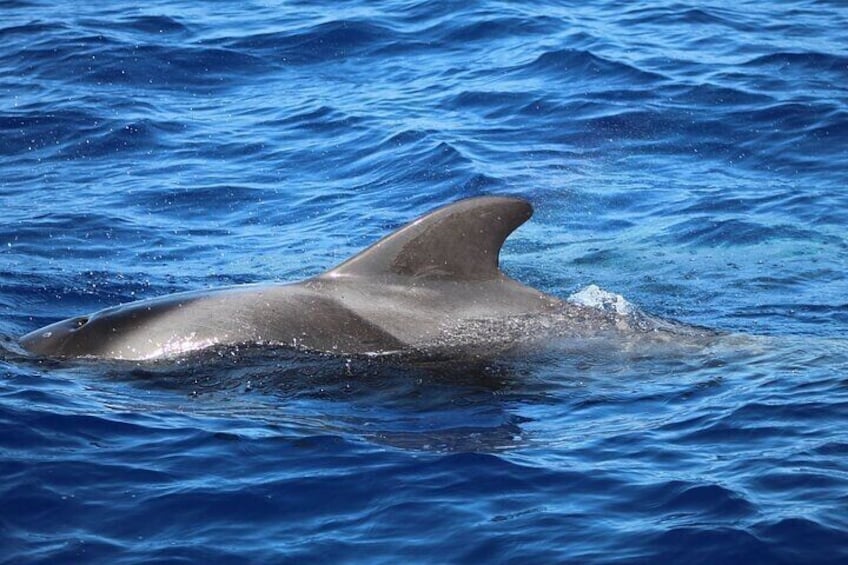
xmin=19 ymin=196 xmax=708 ymax=361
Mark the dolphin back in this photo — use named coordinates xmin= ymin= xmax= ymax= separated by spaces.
xmin=323 ymin=196 xmax=533 ymax=281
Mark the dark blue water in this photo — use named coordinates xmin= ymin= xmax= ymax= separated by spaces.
xmin=2 ymin=1 xmax=847 ymax=562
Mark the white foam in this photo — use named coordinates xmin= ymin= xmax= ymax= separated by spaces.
xmin=567 ymin=284 xmax=633 ymax=315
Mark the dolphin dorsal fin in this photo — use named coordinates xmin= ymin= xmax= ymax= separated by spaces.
xmin=323 ymin=196 xmax=533 ymax=281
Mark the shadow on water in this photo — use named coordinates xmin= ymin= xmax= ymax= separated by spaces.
xmin=0 ymin=330 xmax=783 ymax=454
xmin=2 ymin=338 xmax=537 ymax=452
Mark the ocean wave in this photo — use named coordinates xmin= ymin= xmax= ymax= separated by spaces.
xmin=518 ymin=48 xmax=666 ymax=86
xmin=215 ymin=19 xmax=393 ymax=65
xmin=2 ymin=1 xmax=847 ymax=562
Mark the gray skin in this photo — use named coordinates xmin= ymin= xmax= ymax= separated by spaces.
xmin=20 ymin=196 xmax=578 ymax=360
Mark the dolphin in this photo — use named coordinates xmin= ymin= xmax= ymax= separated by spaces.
xmin=19 ymin=196 xmax=709 ymax=361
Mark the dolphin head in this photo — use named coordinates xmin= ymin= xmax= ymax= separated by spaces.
xmin=19 ymin=292 xmax=242 ymax=360
xmin=19 ymin=314 xmax=102 ymax=358
xmin=19 ymin=300 xmax=166 ymax=358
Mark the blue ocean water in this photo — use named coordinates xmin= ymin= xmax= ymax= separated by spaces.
xmin=2 ymin=0 xmax=847 ymax=562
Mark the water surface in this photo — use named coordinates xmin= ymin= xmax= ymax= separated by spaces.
xmin=2 ymin=1 xmax=847 ymax=562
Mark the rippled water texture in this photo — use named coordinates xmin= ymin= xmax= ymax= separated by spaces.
xmin=2 ymin=1 xmax=847 ymax=563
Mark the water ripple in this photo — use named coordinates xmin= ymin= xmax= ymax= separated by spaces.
xmin=2 ymin=0 xmax=847 ymax=562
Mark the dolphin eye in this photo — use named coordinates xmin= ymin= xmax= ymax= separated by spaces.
xmin=74 ymin=317 xmax=89 ymax=329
